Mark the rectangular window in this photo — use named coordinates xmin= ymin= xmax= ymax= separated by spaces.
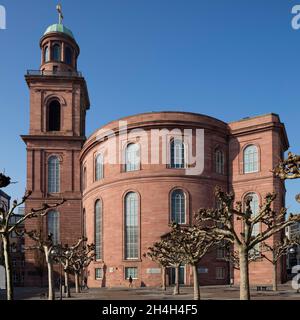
xmin=125 ymin=267 xmax=138 ymax=280
xmin=216 ymin=247 xmax=226 ymax=259
xmin=216 ymin=267 xmax=225 ymax=280
xmin=95 ymin=268 xmax=103 ymax=280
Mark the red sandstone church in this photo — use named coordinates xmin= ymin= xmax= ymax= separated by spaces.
xmin=22 ymin=18 xmax=289 ymax=288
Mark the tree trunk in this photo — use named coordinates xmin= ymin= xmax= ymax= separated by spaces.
xmin=239 ymin=248 xmax=250 ymax=300
xmin=2 ymin=235 xmax=13 ymax=300
xmin=173 ymin=266 xmax=180 ymax=295
xmin=75 ymin=272 xmax=80 ymax=293
xmin=192 ymin=264 xmax=200 ymax=300
xmin=162 ymin=267 xmax=166 ymax=291
xmin=44 ymin=247 xmax=55 ymax=301
xmin=273 ymin=262 xmax=278 ymax=292
xmin=64 ymin=271 xmax=70 ymax=298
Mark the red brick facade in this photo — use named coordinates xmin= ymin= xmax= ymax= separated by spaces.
xmin=22 ymin=25 xmax=289 ymax=288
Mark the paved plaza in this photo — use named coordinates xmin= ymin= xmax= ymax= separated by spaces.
xmin=1 ymin=283 xmax=300 ymax=300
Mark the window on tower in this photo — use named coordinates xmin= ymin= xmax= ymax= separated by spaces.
xmin=48 ymin=100 xmax=61 ymax=132
xmin=52 ymin=44 xmax=61 ymax=62
xmin=48 ymin=156 xmax=60 ymax=193
xmin=44 ymin=46 xmax=50 ymax=63
xmin=65 ymin=47 xmax=73 ymax=65
xmin=47 ymin=210 xmax=60 ymax=245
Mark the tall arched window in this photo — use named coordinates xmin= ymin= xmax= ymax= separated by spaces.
xmin=125 ymin=192 xmax=139 ymax=259
xmin=65 ymin=47 xmax=73 ymax=65
xmin=95 ymin=154 xmax=104 ymax=181
xmin=244 ymin=193 xmax=260 ymax=253
xmin=52 ymin=44 xmax=61 ymax=62
xmin=44 ymin=46 xmax=50 ymax=63
xmin=170 ymin=139 xmax=185 ymax=169
xmin=95 ymin=200 xmax=103 ymax=260
xmin=47 ymin=210 xmax=60 ymax=245
xmin=215 ymin=149 xmax=225 ymax=174
xmin=244 ymin=145 xmax=259 ymax=174
xmin=48 ymin=100 xmax=61 ymax=132
xmin=48 ymin=156 xmax=60 ymax=193
xmin=125 ymin=143 xmax=140 ymax=172
xmin=171 ymin=189 xmax=186 ymax=224
xmin=82 ymin=166 xmax=87 ymax=191
xmin=82 ymin=209 xmax=86 ymax=238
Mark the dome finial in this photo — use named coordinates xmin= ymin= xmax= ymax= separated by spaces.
xmin=56 ymin=3 xmax=64 ymax=25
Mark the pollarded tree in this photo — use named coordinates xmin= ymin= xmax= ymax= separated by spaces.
xmin=195 ymin=188 xmax=300 ymax=300
xmin=25 ymin=230 xmax=57 ymax=300
xmin=146 ymin=233 xmax=185 ymax=295
xmin=144 ymin=245 xmax=172 ymax=291
xmin=69 ymin=243 xmax=95 ymax=293
xmin=0 ymin=173 xmax=64 ymax=300
xmin=54 ymin=238 xmax=86 ymax=298
xmin=169 ymin=223 xmax=224 ymax=301
xmin=260 ymin=236 xmax=300 ymax=291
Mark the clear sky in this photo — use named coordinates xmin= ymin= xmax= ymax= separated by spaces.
xmin=0 ymin=0 xmax=299 ymax=211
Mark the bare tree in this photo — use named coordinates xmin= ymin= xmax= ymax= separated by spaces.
xmin=69 ymin=243 xmax=95 ymax=293
xmin=273 ymin=152 xmax=300 ymax=180
xmin=260 ymin=236 xmax=300 ymax=291
xmin=167 ymin=224 xmax=223 ymax=300
xmin=144 ymin=246 xmax=170 ymax=291
xmin=0 ymin=174 xmax=64 ymax=300
xmin=146 ymin=233 xmax=185 ymax=296
xmin=195 ymin=188 xmax=300 ymax=300
xmin=25 ymin=230 xmax=57 ymax=300
xmin=54 ymin=238 xmax=86 ymax=298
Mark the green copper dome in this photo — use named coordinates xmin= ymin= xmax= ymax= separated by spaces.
xmin=44 ymin=24 xmax=74 ymax=39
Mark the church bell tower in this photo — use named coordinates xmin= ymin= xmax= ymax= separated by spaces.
xmin=22 ymin=6 xmax=90 ymax=285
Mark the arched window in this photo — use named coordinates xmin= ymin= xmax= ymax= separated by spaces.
xmin=82 ymin=209 xmax=86 ymax=238
xmin=215 ymin=149 xmax=225 ymax=174
xmin=48 ymin=100 xmax=61 ymax=132
xmin=244 ymin=193 xmax=260 ymax=253
xmin=125 ymin=192 xmax=139 ymax=259
xmin=48 ymin=156 xmax=60 ymax=193
xmin=44 ymin=46 xmax=50 ymax=63
xmin=47 ymin=210 xmax=60 ymax=245
xmin=65 ymin=47 xmax=73 ymax=65
xmin=125 ymin=143 xmax=140 ymax=172
xmin=95 ymin=200 xmax=103 ymax=260
xmin=95 ymin=154 xmax=104 ymax=181
xmin=52 ymin=44 xmax=61 ymax=62
xmin=171 ymin=189 xmax=186 ymax=224
xmin=82 ymin=166 xmax=87 ymax=191
xmin=244 ymin=145 xmax=259 ymax=174
xmin=170 ymin=139 xmax=185 ymax=169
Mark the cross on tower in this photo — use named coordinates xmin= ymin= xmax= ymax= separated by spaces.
xmin=56 ymin=4 xmax=64 ymax=24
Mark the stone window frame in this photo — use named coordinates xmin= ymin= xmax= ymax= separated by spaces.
xmin=123 ymin=142 xmax=141 ymax=173
xmin=168 ymin=135 xmax=189 ymax=169
xmin=242 ymin=191 xmax=263 ymax=257
xmin=214 ymin=145 xmax=226 ymax=175
xmin=122 ymin=190 xmax=141 ymax=262
xmin=94 ymin=198 xmax=103 ymax=262
xmin=46 ymin=154 xmax=63 ymax=195
xmin=241 ymin=143 xmax=261 ymax=175
xmin=169 ymin=187 xmax=191 ymax=226
xmin=94 ymin=152 xmax=104 ymax=182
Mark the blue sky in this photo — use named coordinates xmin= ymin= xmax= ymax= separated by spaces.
xmin=0 ymin=0 xmax=299 ymax=211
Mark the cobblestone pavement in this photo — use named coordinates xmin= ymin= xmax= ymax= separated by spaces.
xmin=1 ymin=283 xmax=300 ymax=300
